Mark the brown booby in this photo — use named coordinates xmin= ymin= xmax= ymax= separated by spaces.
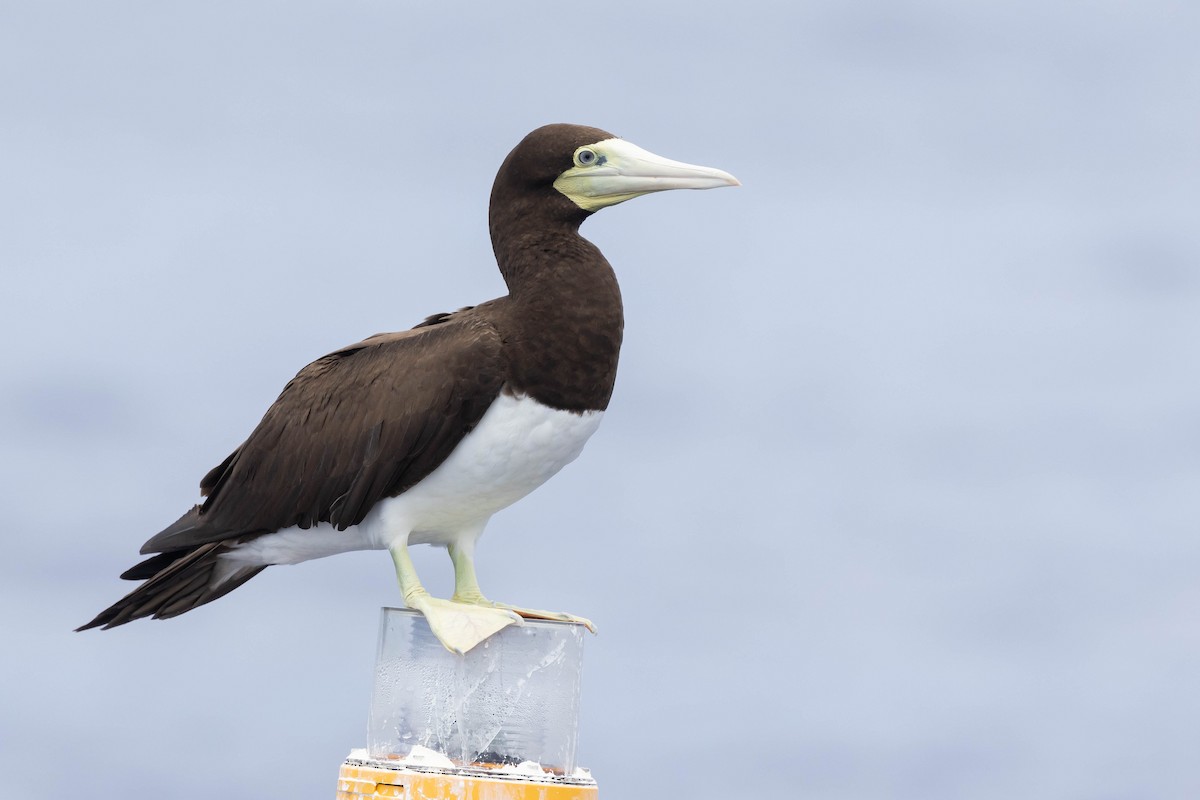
xmin=79 ymin=124 xmax=738 ymax=654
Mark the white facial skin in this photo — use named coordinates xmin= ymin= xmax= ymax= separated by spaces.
xmin=553 ymin=138 xmax=740 ymax=211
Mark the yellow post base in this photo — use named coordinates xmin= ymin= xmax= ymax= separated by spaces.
xmin=336 ymin=759 xmax=599 ymax=800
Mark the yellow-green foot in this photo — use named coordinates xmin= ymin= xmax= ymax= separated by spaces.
xmin=443 ymin=541 xmax=596 ymax=636
xmin=409 ymin=595 xmax=522 ymax=655
xmin=502 ymin=604 xmax=596 ymax=633
xmin=453 ymin=595 xmax=596 ymax=633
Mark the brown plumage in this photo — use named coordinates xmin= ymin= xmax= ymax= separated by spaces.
xmin=78 ymin=124 xmax=736 ymax=641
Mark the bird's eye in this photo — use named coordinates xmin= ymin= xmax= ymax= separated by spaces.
xmin=576 ymin=148 xmax=598 ymax=167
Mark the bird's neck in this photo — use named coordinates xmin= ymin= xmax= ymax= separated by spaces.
xmin=489 ymin=217 xmax=625 ymax=413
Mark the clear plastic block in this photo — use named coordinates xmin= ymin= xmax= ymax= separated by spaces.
xmin=366 ymin=607 xmax=586 ymax=774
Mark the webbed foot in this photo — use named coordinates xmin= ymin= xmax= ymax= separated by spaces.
xmin=409 ymin=594 xmax=522 ymax=655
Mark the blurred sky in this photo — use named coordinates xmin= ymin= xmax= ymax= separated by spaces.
xmin=2 ymin=2 xmax=1198 ymax=798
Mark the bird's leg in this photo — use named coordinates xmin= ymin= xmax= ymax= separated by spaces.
xmin=447 ymin=541 xmax=597 ymax=633
xmin=447 ymin=539 xmax=488 ymax=605
xmin=388 ymin=541 xmax=520 ymax=655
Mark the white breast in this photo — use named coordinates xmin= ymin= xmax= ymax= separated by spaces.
xmin=392 ymin=393 xmax=604 ymax=536
xmin=224 ymin=394 xmax=604 ymax=566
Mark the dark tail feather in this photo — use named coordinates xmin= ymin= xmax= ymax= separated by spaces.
xmin=120 ymin=551 xmax=186 ymax=580
xmin=76 ymin=542 xmax=266 ymax=631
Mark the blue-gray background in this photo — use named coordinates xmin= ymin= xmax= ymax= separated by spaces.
xmin=2 ymin=2 xmax=1197 ymax=798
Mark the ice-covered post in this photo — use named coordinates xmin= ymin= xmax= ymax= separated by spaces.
xmin=336 ymin=608 xmax=598 ymax=799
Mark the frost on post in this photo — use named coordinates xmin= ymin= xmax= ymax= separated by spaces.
xmin=367 ymin=607 xmax=586 ymax=775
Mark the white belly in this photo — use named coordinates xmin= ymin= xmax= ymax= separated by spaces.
xmin=223 ymin=394 xmax=604 ymax=566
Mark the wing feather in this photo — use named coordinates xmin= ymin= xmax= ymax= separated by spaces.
xmin=141 ymin=316 xmax=506 ymax=554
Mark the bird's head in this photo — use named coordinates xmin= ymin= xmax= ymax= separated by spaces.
xmin=490 ymin=123 xmax=739 ymax=230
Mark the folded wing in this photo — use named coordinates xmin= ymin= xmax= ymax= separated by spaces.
xmin=143 ymin=314 xmax=507 ymax=554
